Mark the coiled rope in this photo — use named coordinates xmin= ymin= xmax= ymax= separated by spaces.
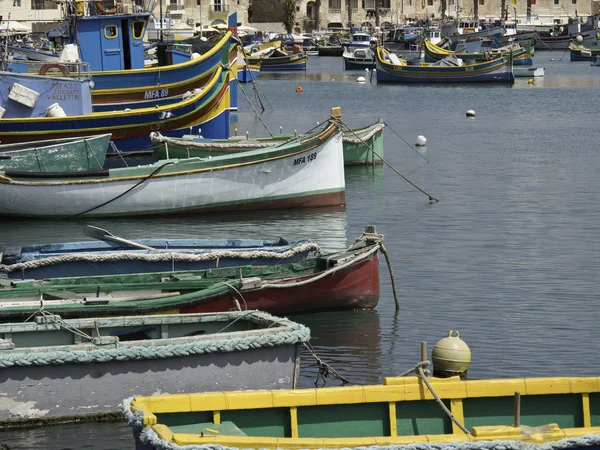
xmin=0 ymin=242 xmax=320 ymax=274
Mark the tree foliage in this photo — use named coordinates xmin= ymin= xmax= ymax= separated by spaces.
xmin=283 ymin=0 xmax=296 ymax=33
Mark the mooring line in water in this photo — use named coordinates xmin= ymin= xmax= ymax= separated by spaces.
xmin=383 ymin=121 xmax=430 ymax=163
xmin=303 ymin=341 xmax=350 ymax=387
xmin=234 ymin=37 xmax=270 ymax=113
xmin=235 ymin=72 xmax=274 ymax=137
xmin=339 ymin=119 xmax=439 ymax=203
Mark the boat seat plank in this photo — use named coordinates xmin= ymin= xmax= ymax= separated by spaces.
xmin=43 ymin=289 xmax=81 ymax=300
xmin=170 ymin=421 xmax=247 ymax=436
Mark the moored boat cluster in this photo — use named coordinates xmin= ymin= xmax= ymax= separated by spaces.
xmin=0 ymin=4 xmax=599 ymax=450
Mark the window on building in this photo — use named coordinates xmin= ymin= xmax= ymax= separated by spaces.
xmin=12 ymin=0 xmax=22 ymax=6
xmin=329 ymin=0 xmax=341 ymax=8
xmin=531 ymin=0 xmax=535 ymax=4
xmin=427 ymin=0 xmax=433 ymax=5
xmin=196 ymin=0 xmax=201 ymax=4
xmin=479 ymin=0 xmax=484 ymax=5
xmin=553 ymin=0 xmax=558 ymax=4
xmin=380 ymin=0 xmax=391 ymax=7
xmin=572 ymin=0 xmax=576 ymax=4
xmin=214 ymin=0 xmax=223 ymax=11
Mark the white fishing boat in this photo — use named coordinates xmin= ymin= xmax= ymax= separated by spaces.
xmin=513 ymin=67 xmax=545 ymax=77
xmin=0 ymin=108 xmax=346 ymax=218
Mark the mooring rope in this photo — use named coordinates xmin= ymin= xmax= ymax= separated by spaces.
xmin=339 ymin=119 xmax=439 ymax=203
xmin=399 ymin=360 xmax=470 ymax=435
xmin=383 ymin=121 xmax=431 ymax=163
xmin=303 ymin=341 xmax=349 ymax=386
xmin=0 ymin=242 xmax=320 ymax=274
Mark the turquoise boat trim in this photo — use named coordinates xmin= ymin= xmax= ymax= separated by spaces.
xmin=0 ymin=311 xmax=310 ymax=368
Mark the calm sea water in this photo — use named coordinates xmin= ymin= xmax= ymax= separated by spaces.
xmin=1 ymin=50 xmax=599 ymax=449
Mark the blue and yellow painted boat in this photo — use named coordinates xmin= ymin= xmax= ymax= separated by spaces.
xmin=423 ymin=39 xmax=534 ymax=66
xmin=238 ymin=61 xmax=261 ymax=82
xmin=126 ymin=373 xmax=600 ymax=450
xmin=0 ymin=67 xmax=230 ymax=148
xmin=376 ymin=47 xmax=514 ymax=83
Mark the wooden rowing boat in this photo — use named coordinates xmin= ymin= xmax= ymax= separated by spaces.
xmin=0 ymin=310 xmax=309 ymax=427
xmin=0 ymin=107 xmax=344 ymax=217
xmin=151 ymin=119 xmax=385 ymax=166
xmin=0 ymin=232 xmax=381 ymax=319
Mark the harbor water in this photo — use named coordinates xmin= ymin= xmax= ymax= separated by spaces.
xmin=1 ymin=51 xmax=599 ymax=448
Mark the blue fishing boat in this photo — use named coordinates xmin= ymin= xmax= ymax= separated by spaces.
xmin=237 ymin=60 xmax=261 ymax=82
xmin=376 ymin=47 xmax=514 ymax=84
xmin=0 ymin=226 xmax=320 ymax=279
xmin=0 ymin=66 xmax=231 ymax=148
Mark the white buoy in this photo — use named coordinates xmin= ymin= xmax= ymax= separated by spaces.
xmin=415 ymin=135 xmax=427 ymax=146
xmin=576 ymin=35 xmax=584 ymax=43
xmin=357 ymin=76 xmax=366 ymax=83
xmin=550 ymin=58 xmax=556 ymax=61
xmin=466 ymin=109 xmax=476 ymax=117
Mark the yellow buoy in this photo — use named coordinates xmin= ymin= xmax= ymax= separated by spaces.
xmin=431 ymin=330 xmax=471 ymax=379
xmin=528 ymin=78 xmax=535 ymax=84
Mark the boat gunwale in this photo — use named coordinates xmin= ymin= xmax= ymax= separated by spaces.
xmin=0 ymin=121 xmax=340 ymax=186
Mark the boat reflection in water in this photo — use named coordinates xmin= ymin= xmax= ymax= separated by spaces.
xmin=0 ymin=208 xmax=349 ymax=253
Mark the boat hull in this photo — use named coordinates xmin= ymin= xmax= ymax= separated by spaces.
xmin=0 ymin=311 xmax=307 ymax=427
xmin=127 ymin=372 xmax=600 ymax=450
xmin=0 ymin=122 xmax=345 ymax=217
xmin=180 ymin=251 xmax=380 ymax=315
xmin=152 ymin=120 xmax=384 ymax=166
xmin=376 ymin=48 xmax=514 ymax=84
xmin=0 ymin=134 xmax=110 ymax=173
xmin=0 ymin=68 xmax=231 ymax=149
xmin=1 ymin=238 xmax=319 ymax=279
xmin=247 ymin=52 xmax=307 ymax=70
xmin=237 ymin=64 xmax=261 ymax=82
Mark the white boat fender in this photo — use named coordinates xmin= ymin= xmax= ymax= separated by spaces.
xmin=576 ymin=35 xmax=584 ymax=43
xmin=46 ymin=103 xmax=67 ymax=117
xmin=466 ymin=109 xmax=475 ymax=117
xmin=415 ymin=135 xmax=427 ymax=146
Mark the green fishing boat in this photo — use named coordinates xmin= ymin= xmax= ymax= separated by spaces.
xmin=0 ymin=232 xmax=382 ymax=319
xmin=125 ymin=332 xmax=600 ymax=450
xmin=0 ymin=134 xmax=111 ymax=173
xmin=151 ymin=119 xmax=385 ymax=166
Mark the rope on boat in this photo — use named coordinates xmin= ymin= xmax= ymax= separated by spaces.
xmin=339 ymin=119 xmax=439 ymax=203
xmin=352 ymin=231 xmax=400 ymax=313
xmin=0 ymin=311 xmax=311 ymax=368
xmin=0 ymin=242 xmax=320 ymax=274
xmin=399 ymin=360 xmax=470 ymax=435
xmin=303 ymin=341 xmax=350 ymax=386
xmin=66 ymin=161 xmax=175 ymax=219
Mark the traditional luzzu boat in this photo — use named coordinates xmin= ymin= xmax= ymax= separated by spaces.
xmin=423 ymin=39 xmax=534 ymax=66
xmin=0 ymin=226 xmax=320 ymax=279
xmin=376 ymin=47 xmax=514 ymax=84
xmin=0 ymin=66 xmax=230 ymax=148
xmin=125 ymin=332 xmax=600 ymax=450
xmin=237 ymin=59 xmax=261 ymax=82
xmin=568 ymin=41 xmax=600 ymax=61
xmin=0 ymin=310 xmax=310 ymax=426
xmin=246 ymin=41 xmax=308 ymax=71
xmin=0 ymin=134 xmax=111 ymax=173
xmin=0 ymin=107 xmax=343 ymax=217
xmin=0 ymin=229 xmax=382 ymax=319
xmin=150 ymin=118 xmax=385 ymax=166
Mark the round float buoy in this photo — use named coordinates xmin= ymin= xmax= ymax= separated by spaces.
xmin=576 ymin=34 xmax=584 ymax=43
xmin=415 ymin=135 xmax=427 ymax=146
xmin=357 ymin=76 xmax=366 ymax=83
xmin=295 ymin=86 xmax=303 ymax=93
xmin=432 ymin=330 xmax=471 ymax=379
xmin=528 ymin=78 xmax=535 ymax=84
xmin=550 ymin=58 xmax=556 ymax=61
xmin=466 ymin=109 xmax=476 ymax=117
